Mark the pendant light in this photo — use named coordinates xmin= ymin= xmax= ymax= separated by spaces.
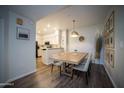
xmin=71 ymin=20 xmax=79 ymax=37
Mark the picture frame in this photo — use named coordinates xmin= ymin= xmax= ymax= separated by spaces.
xmin=104 ymin=10 xmax=115 ymax=68
xmin=106 ymin=20 xmax=110 ymax=32
xmin=16 ymin=27 xmax=30 ymax=40
xmin=109 ymin=31 xmax=115 ymax=48
xmin=104 ymin=49 xmax=107 ymax=62
xmin=109 ymin=11 xmax=114 ymax=31
xmin=16 ymin=18 xmax=23 ymax=25
xmin=104 ymin=49 xmax=110 ymax=64
xmin=107 ymin=50 xmax=110 ymax=64
xmin=109 ymin=50 xmax=115 ymax=68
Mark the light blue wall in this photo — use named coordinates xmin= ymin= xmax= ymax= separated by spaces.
xmin=7 ymin=11 xmax=36 ymax=81
xmin=0 ymin=7 xmax=36 ymax=83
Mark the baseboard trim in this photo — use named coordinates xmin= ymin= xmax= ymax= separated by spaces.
xmin=6 ymin=69 xmax=36 ymax=83
xmin=103 ymin=64 xmax=117 ymax=88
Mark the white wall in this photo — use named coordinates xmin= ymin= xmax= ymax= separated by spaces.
xmin=7 ymin=11 xmax=36 ymax=81
xmin=104 ymin=6 xmax=124 ymax=88
xmin=68 ymin=24 xmax=103 ymax=62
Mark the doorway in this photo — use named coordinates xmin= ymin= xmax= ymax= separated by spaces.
xmin=36 ymin=41 xmax=42 ymax=69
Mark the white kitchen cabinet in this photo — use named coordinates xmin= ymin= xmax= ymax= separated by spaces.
xmin=42 ymin=31 xmax=60 ymax=45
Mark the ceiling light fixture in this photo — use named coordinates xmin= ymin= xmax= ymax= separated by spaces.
xmin=71 ymin=20 xmax=79 ymax=37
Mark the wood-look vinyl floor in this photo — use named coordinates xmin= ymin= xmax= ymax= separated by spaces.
xmin=5 ymin=57 xmax=113 ymax=88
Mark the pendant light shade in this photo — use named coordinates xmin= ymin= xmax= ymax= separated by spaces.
xmin=71 ymin=20 xmax=79 ymax=37
xmin=71 ymin=31 xmax=79 ymax=37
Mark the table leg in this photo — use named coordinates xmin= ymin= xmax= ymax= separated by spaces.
xmin=62 ymin=62 xmax=74 ymax=78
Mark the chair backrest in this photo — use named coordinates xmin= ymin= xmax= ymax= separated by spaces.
xmin=83 ymin=53 xmax=92 ymax=72
xmin=49 ymin=48 xmax=64 ymax=64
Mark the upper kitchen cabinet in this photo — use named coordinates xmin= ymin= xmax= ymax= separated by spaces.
xmin=37 ymin=30 xmax=61 ymax=48
xmin=42 ymin=30 xmax=60 ymax=45
xmin=40 ymin=29 xmax=69 ymax=51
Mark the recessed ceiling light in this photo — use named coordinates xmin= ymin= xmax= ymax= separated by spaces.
xmin=47 ymin=24 xmax=50 ymax=28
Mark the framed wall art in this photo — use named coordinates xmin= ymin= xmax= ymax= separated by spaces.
xmin=107 ymin=50 xmax=110 ymax=64
xmin=106 ymin=20 xmax=110 ymax=32
xmin=16 ymin=27 xmax=30 ymax=40
xmin=104 ymin=10 xmax=115 ymax=68
xmin=104 ymin=49 xmax=108 ymax=62
xmin=109 ymin=11 xmax=114 ymax=31
xmin=109 ymin=31 xmax=115 ymax=48
xmin=109 ymin=50 xmax=115 ymax=68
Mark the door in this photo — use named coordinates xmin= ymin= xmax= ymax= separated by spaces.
xmin=0 ymin=19 xmax=4 ymax=83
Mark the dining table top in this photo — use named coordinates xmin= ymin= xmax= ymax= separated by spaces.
xmin=50 ymin=52 xmax=88 ymax=65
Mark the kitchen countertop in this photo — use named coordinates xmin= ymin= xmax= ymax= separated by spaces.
xmin=42 ymin=48 xmax=64 ymax=50
xmin=47 ymin=48 xmax=64 ymax=50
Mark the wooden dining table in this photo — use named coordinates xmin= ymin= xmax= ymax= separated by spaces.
xmin=50 ymin=52 xmax=88 ymax=77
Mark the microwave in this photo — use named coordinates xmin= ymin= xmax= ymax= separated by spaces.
xmin=45 ymin=41 xmax=50 ymax=45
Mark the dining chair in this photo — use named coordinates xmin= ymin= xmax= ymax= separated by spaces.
xmin=72 ymin=53 xmax=92 ymax=84
xmin=51 ymin=61 xmax=63 ymax=76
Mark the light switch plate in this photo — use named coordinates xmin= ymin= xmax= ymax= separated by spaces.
xmin=120 ymin=41 xmax=124 ymax=48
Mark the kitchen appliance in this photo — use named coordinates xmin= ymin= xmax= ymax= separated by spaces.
xmin=44 ymin=41 xmax=52 ymax=48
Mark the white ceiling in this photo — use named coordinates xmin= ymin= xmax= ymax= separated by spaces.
xmin=36 ymin=5 xmax=112 ymax=35
xmin=7 ymin=5 xmax=66 ymax=22
xmin=7 ymin=5 xmax=112 ymax=35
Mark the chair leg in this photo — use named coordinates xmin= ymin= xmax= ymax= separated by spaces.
xmin=77 ymin=71 xmax=80 ymax=78
xmin=88 ymin=64 xmax=91 ymax=76
xmin=63 ymin=63 xmax=66 ymax=73
xmin=88 ymin=69 xmax=90 ymax=77
xmin=75 ymin=70 xmax=78 ymax=75
xmin=85 ymin=72 xmax=88 ymax=85
xmin=89 ymin=63 xmax=91 ymax=71
xmin=71 ymin=69 xmax=74 ymax=79
xmin=59 ymin=66 xmax=61 ymax=76
xmin=51 ymin=64 xmax=54 ymax=73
